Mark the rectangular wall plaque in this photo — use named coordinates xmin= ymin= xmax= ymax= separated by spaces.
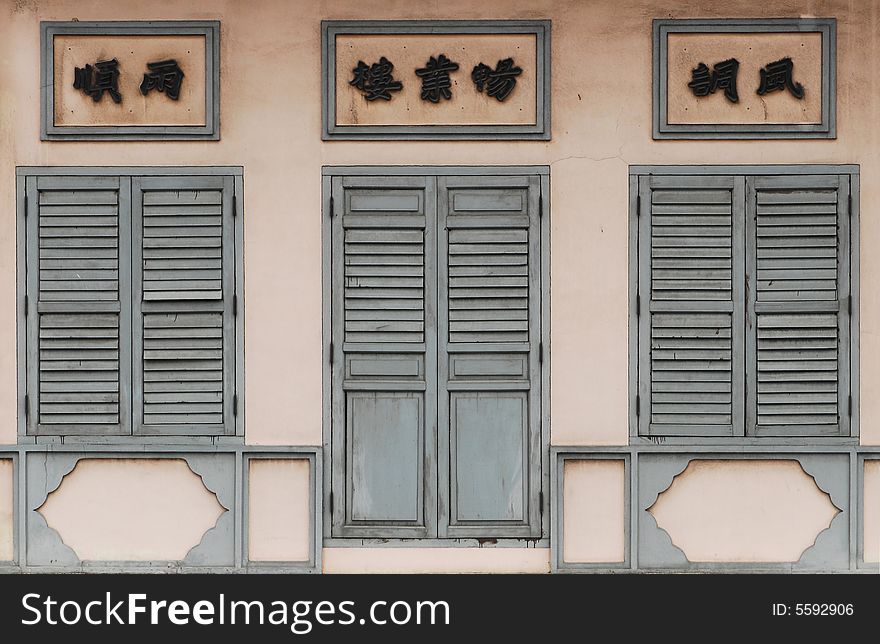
xmin=41 ymin=21 xmax=220 ymax=140
xmin=653 ymin=18 xmax=836 ymax=139
xmin=322 ymin=20 xmax=551 ymax=140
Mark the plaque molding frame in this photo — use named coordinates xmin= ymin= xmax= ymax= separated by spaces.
xmin=40 ymin=20 xmax=221 ymax=141
xmin=652 ymin=18 xmax=836 ymax=140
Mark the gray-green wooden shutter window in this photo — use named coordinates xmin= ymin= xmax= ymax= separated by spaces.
xmin=638 ymin=175 xmax=744 ymax=437
xmin=132 ymin=176 xmax=236 ymax=435
xmin=25 ymin=176 xmax=131 ymax=435
xmin=636 ymin=171 xmax=854 ymax=438
xmin=745 ymin=175 xmax=851 ymax=437
xmin=330 ymin=174 xmax=543 ymax=539
xmin=24 ymin=173 xmax=239 ymax=437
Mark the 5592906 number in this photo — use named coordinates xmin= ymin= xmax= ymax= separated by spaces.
xmin=795 ymin=604 xmax=853 ymax=616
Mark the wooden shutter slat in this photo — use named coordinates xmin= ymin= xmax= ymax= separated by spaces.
xmin=38 ymin=190 xmax=118 ymax=204
xmin=143 ymin=190 xmax=222 ymax=205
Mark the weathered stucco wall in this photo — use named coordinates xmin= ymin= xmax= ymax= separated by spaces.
xmin=1 ymin=0 xmax=877 ymax=572
xmin=865 ymin=460 xmax=880 ymax=563
xmin=323 ymin=547 xmax=550 ymax=574
xmin=247 ymin=458 xmax=311 ymax=562
xmin=562 ymin=459 xmax=626 ymax=563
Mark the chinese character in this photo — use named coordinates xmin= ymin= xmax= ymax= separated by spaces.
xmin=73 ymin=59 xmax=122 ymax=103
xmin=757 ymin=57 xmax=804 ymax=99
xmin=687 ymin=58 xmax=740 ymax=103
xmin=140 ymin=59 xmax=185 ymax=101
xmin=350 ymin=57 xmax=403 ymax=101
xmin=416 ymin=54 xmax=459 ymax=103
xmin=472 ymin=58 xmax=523 ymax=102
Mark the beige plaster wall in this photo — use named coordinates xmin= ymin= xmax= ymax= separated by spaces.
xmin=562 ymin=459 xmax=626 ymax=563
xmin=0 ymin=459 xmax=12 ymax=561
xmin=39 ymin=458 xmax=225 ymax=561
xmin=1 ymin=0 xmax=878 ymax=572
xmin=323 ymin=547 xmax=550 ymax=573
xmin=248 ymin=458 xmax=311 ymax=562
xmin=650 ymin=460 xmax=839 ymax=562
xmin=865 ymin=460 xmax=880 ymax=563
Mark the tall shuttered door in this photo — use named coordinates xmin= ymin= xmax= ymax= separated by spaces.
xmin=638 ymin=175 xmax=744 ymax=437
xmin=747 ymin=175 xmax=851 ymax=436
xmin=26 ymin=176 xmax=130 ymax=435
xmin=330 ymin=177 xmax=437 ymax=537
xmin=132 ymin=177 xmax=236 ymax=435
xmin=330 ymin=173 xmax=545 ymax=539
xmin=438 ymin=176 xmax=541 ymax=538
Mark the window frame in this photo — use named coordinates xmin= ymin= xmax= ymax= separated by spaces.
xmin=321 ymin=165 xmax=551 ymax=546
xmin=629 ymin=164 xmax=860 ymax=445
xmin=16 ymin=166 xmax=245 ymax=443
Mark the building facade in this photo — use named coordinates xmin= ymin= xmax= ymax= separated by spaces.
xmin=0 ymin=0 xmax=878 ymax=573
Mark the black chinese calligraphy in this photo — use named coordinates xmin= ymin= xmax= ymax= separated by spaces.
xmin=140 ymin=59 xmax=185 ymax=101
xmin=73 ymin=59 xmax=122 ymax=103
xmin=472 ymin=58 xmax=523 ymax=102
xmin=416 ymin=54 xmax=459 ymax=103
xmin=350 ymin=57 xmax=403 ymax=101
xmin=687 ymin=58 xmax=740 ymax=103
xmin=757 ymin=57 xmax=804 ymax=99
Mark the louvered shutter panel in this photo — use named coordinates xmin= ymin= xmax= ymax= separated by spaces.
xmin=25 ymin=176 xmax=130 ymax=435
xmin=131 ymin=176 xmax=235 ymax=435
xmin=746 ymin=175 xmax=850 ymax=436
xmin=330 ymin=176 xmax=437 ymax=538
xmin=438 ymin=176 xmax=541 ymax=538
xmin=638 ymin=175 xmax=744 ymax=437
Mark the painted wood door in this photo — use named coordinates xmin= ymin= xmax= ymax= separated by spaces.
xmin=330 ymin=173 xmax=543 ymax=539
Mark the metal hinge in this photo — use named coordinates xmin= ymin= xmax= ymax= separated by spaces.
xmin=232 ymin=195 xmax=238 ymax=218
xmin=848 ymin=193 xmax=852 ymax=216
xmin=636 ymin=294 xmax=640 ymax=317
xmin=232 ymin=294 xmax=238 ymax=317
xmin=538 ymin=194 xmax=543 ymax=219
xmin=329 ymin=196 xmax=334 ymax=218
xmin=329 ymin=342 xmax=334 ymax=365
xmin=637 ymin=192 xmax=641 ymax=216
xmin=233 ymin=394 xmax=238 ymax=417
xmin=848 ymin=395 xmax=852 ymax=416
xmin=329 ymin=491 xmax=334 ymax=514
xmin=636 ymin=394 xmax=641 ymax=417
xmin=24 ymin=295 xmax=28 ymax=317
xmin=539 ymin=491 xmax=544 ymax=516
xmin=848 ymin=295 xmax=852 ymax=316
xmin=538 ymin=342 xmax=544 ymax=364
xmin=24 ymin=394 xmax=29 ymax=419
